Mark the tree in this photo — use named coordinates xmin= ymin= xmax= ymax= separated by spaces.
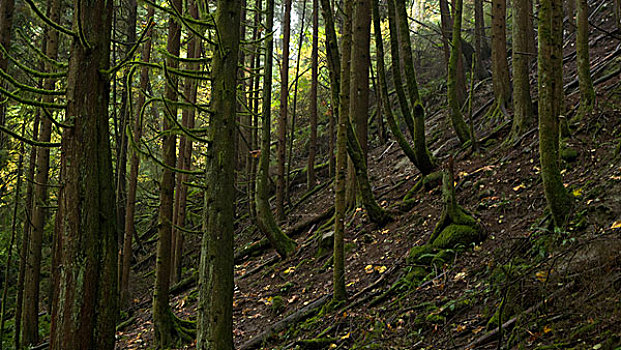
xmin=120 ymin=6 xmax=155 ymax=307
xmin=49 ymin=0 xmax=118 ymax=347
xmin=307 ymin=0 xmax=319 ymax=189
xmin=576 ymin=0 xmax=595 ymax=116
xmin=22 ymin=0 xmax=60 ymax=344
xmin=510 ymin=0 xmax=534 ymax=141
xmin=0 ymin=0 xmax=14 ymax=161
xmin=197 ymin=0 xmax=241 ymax=348
xmin=277 ymin=0 xmax=292 ymax=221
xmin=152 ymin=0 xmax=185 ymax=346
xmin=446 ymin=0 xmax=472 ymax=144
xmin=255 ymin=0 xmax=297 ymax=258
xmin=474 ymin=0 xmax=488 ymax=79
xmin=491 ymin=0 xmax=511 ymax=105
xmin=538 ymin=0 xmax=571 ymax=227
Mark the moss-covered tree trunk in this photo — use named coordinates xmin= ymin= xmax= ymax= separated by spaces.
xmin=255 ymin=0 xmax=297 ymax=259
xmin=393 ymin=0 xmax=437 ymax=172
xmin=152 ymin=0 xmax=182 ymax=346
xmin=510 ymin=0 xmax=534 ymax=141
xmin=276 ymin=0 xmax=292 ymax=222
xmin=120 ymin=6 xmax=154 ymax=307
xmin=491 ymin=0 xmax=511 ymax=104
xmin=49 ymin=0 xmax=118 ymax=348
xmin=576 ymin=0 xmax=595 ymax=115
xmin=0 ymin=0 xmax=13 ymax=161
xmin=538 ymin=0 xmax=572 ymax=227
xmin=333 ymin=0 xmax=353 ymax=304
xmin=196 ymin=1 xmax=241 ymax=348
xmin=307 ymin=0 xmax=319 ymax=189
xmin=474 ymin=0 xmax=488 ymax=79
xmin=447 ymin=0 xmax=472 ymax=144
xmin=372 ymin=0 xmax=419 ymax=168
xmin=22 ymin=0 xmax=60 ymax=344
xmin=439 ymin=0 xmax=452 ymax=72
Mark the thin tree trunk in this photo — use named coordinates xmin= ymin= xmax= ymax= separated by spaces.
xmin=439 ymin=0 xmax=452 ymax=72
xmin=491 ymin=0 xmax=511 ymax=104
xmin=153 ymin=0 xmax=182 ymax=346
xmin=22 ymin=0 xmax=61 ymax=344
xmin=538 ymin=0 xmax=571 ymax=227
xmin=120 ymin=6 xmax=155 ymax=307
xmin=49 ymin=0 xmax=118 ymax=347
xmin=0 ymin=0 xmax=14 ymax=159
xmin=196 ymin=1 xmax=241 ymax=348
xmin=393 ymin=0 xmax=437 ymax=170
xmin=308 ymin=0 xmax=319 ymax=189
xmin=277 ymin=0 xmax=292 ymax=221
xmin=510 ymin=0 xmax=534 ymax=141
xmin=256 ymin=0 xmax=297 ymax=258
xmin=576 ymin=0 xmax=595 ymax=115
xmin=247 ymin=0 xmax=263 ymax=221
xmin=447 ymin=0 xmax=472 ymax=144
xmin=474 ymin=0 xmax=488 ymax=79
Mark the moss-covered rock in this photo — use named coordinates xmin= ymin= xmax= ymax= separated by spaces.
xmin=561 ymin=147 xmax=578 ymax=162
xmin=431 ymin=224 xmax=481 ymax=249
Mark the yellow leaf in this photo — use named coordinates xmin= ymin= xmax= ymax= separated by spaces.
xmin=543 ymin=325 xmax=552 ymax=334
xmin=340 ymin=332 xmax=351 ymax=340
xmin=375 ymin=265 xmax=387 ymax=274
xmin=283 ymin=266 xmax=295 ymax=275
xmin=572 ymin=187 xmax=583 ymax=197
xmin=611 ymin=221 xmax=621 ymax=229
xmin=513 ymin=183 xmax=526 ymax=192
xmin=330 ymin=344 xmax=337 ymax=348
xmin=456 ymin=324 xmax=466 ymax=332
xmin=535 ymin=270 xmax=549 ymax=282
xmin=472 ymin=326 xmax=485 ymax=334
xmin=364 ymin=265 xmax=374 ymax=274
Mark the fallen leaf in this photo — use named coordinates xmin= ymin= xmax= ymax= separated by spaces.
xmin=513 ymin=183 xmax=526 ymax=192
xmin=364 ymin=265 xmax=374 ymax=274
xmin=611 ymin=221 xmax=621 ymax=229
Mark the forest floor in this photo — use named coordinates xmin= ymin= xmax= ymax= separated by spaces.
xmin=115 ymin=9 xmax=621 ymax=350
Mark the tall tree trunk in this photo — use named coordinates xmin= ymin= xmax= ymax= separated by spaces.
xmin=439 ymin=0 xmax=452 ymax=72
xmin=171 ymin=0 xmax=200 ymax=285
xmin=153 ymin=0 xmax=182 ymax=346
xmin=538 ymin=0 xmax=571 ymax=228
xmin=308 ymin=0 xmax=319 ymax=189
xmin=394 ymin=0 xmax=437 ymax=170
xmin=277 ymin=0 xmax=292 ymax=221
xmin=256 ymin=0 xmax=297 ymax=258
xmin=334 ymin=0 xmax=354 ymax=304
xmin=22 ymin=0 xmax=60 ymax=344
xmin=447 ymin=0 xmax=472 ymax=144
xmin=120 ymin=6 xmax=155 ymax=307
xmin=15 ymin=119 xmax=38 ymax=350
xmin=197 ymin=0 xmax=241 ymax=348
xmin=319 ymin=0 xmax=339 ymax=178
xmin=49 ymin=0 xmax=118 ymax=348
xmin=373 ymin=0 xmax=420 ymax=167
xmin=576 ymin=0 xmax=594 ymax=115
xmin=247 ymin=0 xmax=263 ymax=221
xmin=474 ymin=0 xmax=488 ymax=79
xmin=491 ymin=0 xmax=511 ymax=104
xmin=0 ymin=0 xmax=13 ymax=161
xmin=510 ymin=0 xmax=534 ymax=141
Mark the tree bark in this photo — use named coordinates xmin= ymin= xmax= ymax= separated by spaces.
xmin=196 ymin=1 xmax=241 ymax=348
xmin=538 ymin=0 xmax=571 ymax=227
xmin=0 ymin=0 xmax=14 ymax=158
xmin=474 ymin=0 xmax=488 ymax=79
xmin=255 ymin=0 xmax=297 ymax=258
xmin=152 ymin=0 xmax=182 ymax=346
xmin=277 ymin=0 xmax=292 ymax=221
xmin=49 ymin=0 xmax=118 ymax=348
xmin=510 ymin=0 xmax=534 ymax=141
xmin=491 ymin=0 xmax=511 ymax=104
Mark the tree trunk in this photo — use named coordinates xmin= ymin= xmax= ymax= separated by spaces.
xmin=120 ymin=6 xmax=155 ymax=307
xmin=334 ymin=0 xmax=354 ymax=304
xmin=538 ymin=0 xmax=571 ymax=227
xmin=22 ymin=0 xmax=60 ymax=344
xmin=171 ymin=0 xmax=200 ymax=285
xmin=0 ymin=0 xmax=14 ymax=159
xmin=576 ymin=0 xmax=594 ymax=115
xmin=255 ymin=0 xmax=297 ymax=259
xmin=510 ymin=0 xmax=534 ymax=141
xmin=277 ymin=0 xmax=292 ymax=221
xmin=49 ymin=0 xmax=118 ymax=348
xmin=319 ymin=0 xmax=339 ymax=179
xmin=491 ymin=0 xmax=511 ymax=104
xmin=447 ymin=0 xmax=472 ymax=144
xmin=308 ymin=0 xmax=319 ymax=189
xmin=247 ymin=0 xmax=263 ymax=221
xmin=152 ymin=0 xmax=182 ymax=346
xmin=474 ymin=0 xmax=488 ymax=79
xmin=439 ymin=0 xmax=452 ymax=72
xmin=388 ymin=0 xmax=436 ymax=173
xmin=196 ymin=1 xmax=241 ymax=348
